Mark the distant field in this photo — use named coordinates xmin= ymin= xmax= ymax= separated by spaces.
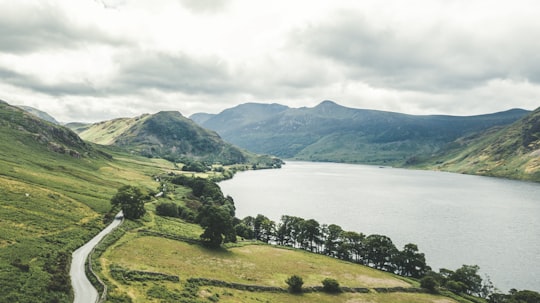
xmin=106 ymin=236 xmax=410 ymax=289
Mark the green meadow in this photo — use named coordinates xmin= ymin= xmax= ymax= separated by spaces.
xmin=91 ymin=202 xmax=462 ymax=303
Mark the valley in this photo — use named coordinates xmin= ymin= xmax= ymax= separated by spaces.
xmin=1 ymin=99 xmax=539 ymax=303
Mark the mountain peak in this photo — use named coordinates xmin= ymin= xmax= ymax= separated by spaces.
xmin=316 ymin=100 xmax=339 ymax=107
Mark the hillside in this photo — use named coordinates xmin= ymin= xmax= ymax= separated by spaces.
xmin=0 ymin=100 xmax=163 ymax=302
xmin=412 ymin=107 xmax=540 ymax=181
xmin=1 ymin=100 xmax=95 ymax=158
xmin=77 ymin=111 xmax=279 ymax=166
xmin=191 ymin=101 xmax=529 ymax=165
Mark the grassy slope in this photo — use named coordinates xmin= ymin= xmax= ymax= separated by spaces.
xmin=95 ymin=201 xmax=462 ymax=303
xmin=411 ymin=108 xmax=540 ymax=182
xmin=78 ymin=115 xmax=151 ymax=145
xmin=0 ymin=103 xmax=175 ymax=301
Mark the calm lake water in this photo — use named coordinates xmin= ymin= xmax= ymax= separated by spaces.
xmin=220 ymin=161 xmax=540 ymax=292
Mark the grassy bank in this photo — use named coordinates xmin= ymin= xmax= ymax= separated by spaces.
xmin=92 ymin=199 xmax=462 ymax=303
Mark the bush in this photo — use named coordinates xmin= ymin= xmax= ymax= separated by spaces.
xmin=420 ymin=276 xmax=439 ymax=293
xmin=286 ymin=275 xmax=304 ymax=293
xmin=156 ymin=202 xmax=179 ymax=217
xmin=322 ymin=278 xmax=341 ymax=293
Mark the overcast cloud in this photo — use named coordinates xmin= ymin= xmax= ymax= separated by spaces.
xmin=0 ymin=0 xmax=539 ymax=122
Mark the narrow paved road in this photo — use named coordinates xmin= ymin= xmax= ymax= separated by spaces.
xmin=70 ymin=212 xmax=123 ymax=303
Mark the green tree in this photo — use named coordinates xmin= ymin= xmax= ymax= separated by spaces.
xmin=110 ymin=185 xmax=146 ymax=219
xmin=364 ymin=234 xmax=398 ymax=271
xmin=198 ymin=205 xmax=236 ymax=248
xmin=234 ymin=222 xmax=254 ymax=240
xmin=285 ymin=275 xmax=304 ymax=293
xmin=323 ymin=224 xmax=343 ymax=257
xmin=341 ymin=231 xmax=365 ymax=263
xmin=395 ymin=243 xmax=430 ymax=278
xmin=302 ymin=219 xmax=321 ymax=252
xmin=254 ymin=214 xmax=274 ymax=243
xmin=451 ymin=264 xmax=483 ymax=296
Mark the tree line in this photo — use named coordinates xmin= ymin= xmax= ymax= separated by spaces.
xmin=234 ymin=214 xmax=430 ymax=279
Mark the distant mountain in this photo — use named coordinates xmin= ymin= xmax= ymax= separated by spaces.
xmin=190 ymin=100 xmax=529 ymax=165
xmin=16 ymin=105 xmax=60 ymax=125
xmin=412 ymin=107 xmax=540 ymax=181
xmin=1 ymin=100 xmax=95 ymax=158
xmin=77 ymin=111 xmax=276 ymax=165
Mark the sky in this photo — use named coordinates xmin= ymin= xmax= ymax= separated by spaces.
xmin=1 ymin=0 xmax=540 ymax=122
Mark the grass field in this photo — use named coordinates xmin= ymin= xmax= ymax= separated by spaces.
xmin=98 ymin=210 xmax=459 ymax=303
xmin=107 ymin=237 xmax=410 ymax=289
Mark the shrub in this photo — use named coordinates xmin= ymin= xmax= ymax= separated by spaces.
xmin=322 ymin=278 xmax=341 ymax=293
xmin=286 ymin=275 xmax=304 ymax=293
xmin=420 ymin=276 xmax=439 ymax=293
xmin=156 ymin=202 xmax=179 ymax=217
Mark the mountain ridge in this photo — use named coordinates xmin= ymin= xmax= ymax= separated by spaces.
xmin=77 ymin=110 xmax=279 ymax=166
xmin=412 ymin=107 xmax=540 ymax=181
xmin=190 ymin=100 xmax=530 ymax=164
xmin=1 ymin=101 xmax=97 ymax=159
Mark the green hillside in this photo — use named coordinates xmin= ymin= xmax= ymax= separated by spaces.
xmin=0 ymin=101 xmax=175 ymax=302
xmin=410 ymin=107 xmax=540 ymax=181
xmin=191 ymin=101 xmax=529 ymax=165
xmin=78 ymin=111 xmax=280 ymax=167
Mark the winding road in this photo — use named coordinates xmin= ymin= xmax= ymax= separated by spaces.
xmin=70 ymin=212 xmax=123 ymax=303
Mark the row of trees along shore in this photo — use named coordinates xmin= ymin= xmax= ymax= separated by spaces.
xmin=235 ymin=214 xmax=430 ymax=278
xmin=146 ymin=175 xmax=539 ymax=301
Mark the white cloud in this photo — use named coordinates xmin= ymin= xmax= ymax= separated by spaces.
xmin=0 ymin=0 xmax=539 ymax=122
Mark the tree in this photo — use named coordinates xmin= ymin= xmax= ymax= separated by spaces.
xmin=322 ymin=278 xmax=341 ymax=293
xmin=286 ymin=275 xmax=304 ymax=293
xmin=198 ymin=205 xmax=236 ymax=248
xmin=395 ymin=243 xmax=430 ymax=278
xmin=323 ymin=224 xmax=343 ymax=257
xmin=364 ymin=234 xmax=398 ymax=271
xmin=110 ymin=185 xmax=146 ymax=219
xmin=451 ymin=265 xmax=483 ymax=296
xmin=302 ymin=219 xmax=321 ymax=252
xmin=234 ymin=222 xmax=254 ymax=240
xmin=341 ymin=231 xmax=365 ymax=264
xmin=254 ymin=214 xmax=274 ymax=243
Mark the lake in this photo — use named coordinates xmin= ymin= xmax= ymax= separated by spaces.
xmin=220 ymin=161 xmax=540 ymax=292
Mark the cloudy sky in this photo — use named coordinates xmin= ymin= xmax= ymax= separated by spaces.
xmin=1 ymin=0 xmax=539 ymax=122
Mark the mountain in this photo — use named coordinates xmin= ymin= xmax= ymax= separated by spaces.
xmin=76 ymin=111 xmax=276 ymax=165
xmin=412 ymin=107 xmax=540 ymax=181
xmin=1 ymin=100 xmax=95 ymax=158
xmin=190 ymin=100 xmax=529 ymax=165
xmin=16 ymin=105 xmax=60 ymax=124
